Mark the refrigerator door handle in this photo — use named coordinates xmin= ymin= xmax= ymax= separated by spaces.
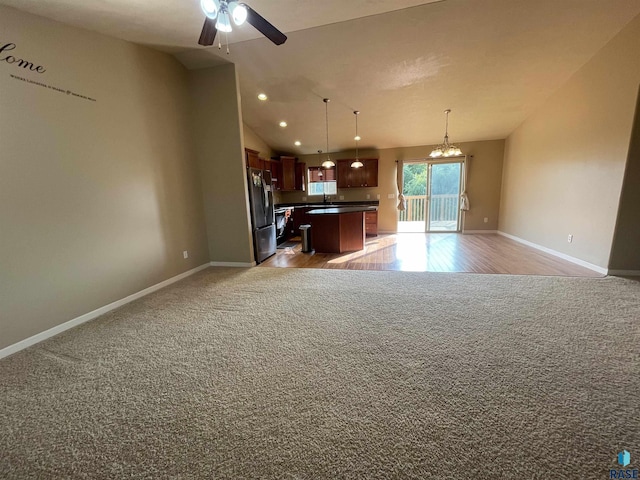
xmin=262 ymin=177 xmax=270 ymax=212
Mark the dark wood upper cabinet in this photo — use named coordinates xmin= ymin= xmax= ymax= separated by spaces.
xmin=336 ymin=161 xmax=351 ymax=189
xmin=336 ymin=158 xmax=378 ymax=188
xmin=246 ymin=148 xmax=264 ymax=170
xmin=295 ymin=162 xmax=306 ymax=191
xmin=270 ymin=155 xmax=306 ymax=191
xmin=362 ymin=159 xmax=378 ymax=187
xmin=280 ymin=156 xmax=296 ymax=191
xmin=269 ymin=160 xmax=282 ymax=190
xmin=246 ymin=150 xmax=307 ymax=191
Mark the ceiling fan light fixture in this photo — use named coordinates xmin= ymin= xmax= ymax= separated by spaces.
xmin=229 ymin=2 xmax=248 ymax=25
xmin=200 ymin=0 xmax=220 ymax=20
xmin=215 ymin=11 xmax=232 ymax=33
xmin=430 ymin=109 xmax=463 ymax=158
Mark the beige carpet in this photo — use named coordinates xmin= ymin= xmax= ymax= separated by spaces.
xmin=1 ymin=267 xmax=639 ymax=479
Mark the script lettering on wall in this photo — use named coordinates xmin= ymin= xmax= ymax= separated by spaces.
xmin=2 ymin=40 xmax=97 ymax=102
xmin=0 ymin=42 xmax=46 ymax=73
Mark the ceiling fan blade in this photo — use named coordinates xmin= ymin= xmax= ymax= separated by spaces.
xmin=198 ymin=18 xmax=217 ymax=46
xmin=245 ymin=5 xmax=287 ymax=45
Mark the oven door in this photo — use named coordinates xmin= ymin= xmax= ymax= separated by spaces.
xmin=275 ymin=208 xmax=291 ymax=245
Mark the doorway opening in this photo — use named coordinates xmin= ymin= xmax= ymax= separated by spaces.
xmin=398 ymin=160 xmax=463 ymax=233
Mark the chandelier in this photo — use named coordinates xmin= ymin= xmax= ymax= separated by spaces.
xmin=430 ymin=109 xmax=462 ymax=158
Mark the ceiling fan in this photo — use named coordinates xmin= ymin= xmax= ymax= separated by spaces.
xmin=198 ymin=0 xmax=287 ymax=48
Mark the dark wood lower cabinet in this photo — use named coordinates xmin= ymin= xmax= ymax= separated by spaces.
xmin=365 ymin=211 xmax=378 ymax=236
xmin=290 ymin=207 xmax=310 ymax=236
xmin=308 ymin=212 xmax=365 ymax=253
xmin=290 ymin=207 xmax=377 ymax=238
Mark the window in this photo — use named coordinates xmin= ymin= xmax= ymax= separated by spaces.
xmin=308 ymin=166 xmax=337 ymax=196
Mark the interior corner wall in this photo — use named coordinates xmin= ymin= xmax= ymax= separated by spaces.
xmin=609 ymin=86 xmax=640 ymax=271
xmin=189 ymin=65 xmax=254 ymax=264
xmin=243 ymin=123 xmax=275 ymax=159
xmin=499 ymin=14 xmax=640 ymax=269
xmin=0 ymin=6 xmax=209 ymax=350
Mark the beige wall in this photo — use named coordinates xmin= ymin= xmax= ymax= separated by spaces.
xmin=499 ymin=14 xmax=640 ymax=269
xmin=279 ymin=140 xmax=504 ymax=233
xmin=189 ymin=65 xmax=254 ymax=264
xmin=243 ymin=123 xmax=274 ymax=159
xmin=242 ymin=123 xmax=282 ymax=204
xmin=0 ymin=7 xmax=209 ymax=349
xmin=609 ymin=86 xmax=640 ymax=271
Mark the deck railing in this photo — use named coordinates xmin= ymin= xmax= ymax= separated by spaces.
xmin=399 ymin=194 xmax=459 ymax=223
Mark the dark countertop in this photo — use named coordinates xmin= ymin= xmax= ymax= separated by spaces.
xmin=275 ymin=200 xmax=379 ymax=209
xmin=307 ymin=206 xmax=378 ymax=215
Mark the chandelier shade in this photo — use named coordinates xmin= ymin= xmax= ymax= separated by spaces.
xmin=430 ymin=109 xmax=463 ymax=158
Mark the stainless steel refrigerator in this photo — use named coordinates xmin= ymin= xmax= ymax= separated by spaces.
xmin=247 ymin=167 xmax=276 ymax=263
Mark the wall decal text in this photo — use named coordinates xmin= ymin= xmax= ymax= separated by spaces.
xmin=10 ymin=74 xmax=96 ymax=103
xmin=1 ymin=42 xmax=46 ymax=73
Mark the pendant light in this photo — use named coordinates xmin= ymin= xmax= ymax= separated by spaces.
xmin=317 ymin=150 xmax=324 ymax=177
xmin=351 ymin=111 xmax=364 ymax=169
xmin=321 ymin=98 xmax=335 ymax=169
xmin=430 ymin=109 xmax=463 ymax=158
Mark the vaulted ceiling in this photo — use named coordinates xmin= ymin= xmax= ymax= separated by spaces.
xmin=3 ymin=0 xmax=640 ymax=154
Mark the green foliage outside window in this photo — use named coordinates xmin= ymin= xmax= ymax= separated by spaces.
xmin=403 ymin=163 xmax=461 ymax=196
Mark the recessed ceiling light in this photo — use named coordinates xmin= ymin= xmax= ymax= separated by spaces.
xmin=258 ymin=93 xmax=268 ymax=101
xmin=294 ymin=141 xmax=301 ymax=146
xmin=354 ymin=135 xmax=361 ymax=141
xmin=279 ymin=121 xmax=287 ymax=128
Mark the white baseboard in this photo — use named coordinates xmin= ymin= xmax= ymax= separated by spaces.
xmin=210 ymin=261 xmax=256 ymax=267
xmin=608 ymin=269 xmax=640 ymax=277
xmin=462 ymin=230 xmax=497 ymax=234
xmin=0 ymin=263 xmax=211 ymax=361
xmin=497 ymin=231 xmax=607 ymax=275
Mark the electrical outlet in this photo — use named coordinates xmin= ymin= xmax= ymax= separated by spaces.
xmin=339 ymin=195 xmax=344 ymax=200
xmin=377 ymin=194 xmax=381 ymax=200
xmin=183 ymin=250 xmax=189 ymax=259
xmin=484 ymin=217 xmax=489 ymax=223
xmin=366 ymin=194 xmax=370 ymax=200
xmin=387 ymin=193 xmax=395 ymax=199
xmin=567 ymin=234 xmax=573 ymax=243
xmin=302 ymin=196 xmax=307 ymax=201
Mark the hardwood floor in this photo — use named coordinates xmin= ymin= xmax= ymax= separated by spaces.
xmin=260 ymin=233 xmax=603 ymax=277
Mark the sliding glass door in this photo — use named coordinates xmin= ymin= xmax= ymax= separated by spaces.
xmin=399 ymin=160 xmax=463 ymax=233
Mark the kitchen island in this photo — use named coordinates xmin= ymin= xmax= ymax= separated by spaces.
xmin=306 ymin=206 xmax=377 ymax=253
